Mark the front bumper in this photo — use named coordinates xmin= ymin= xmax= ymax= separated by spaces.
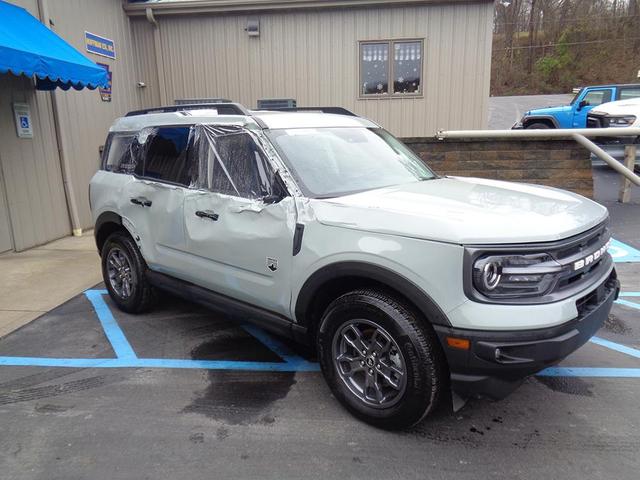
xmin=434 ymin=270 xmax=620 ymax=400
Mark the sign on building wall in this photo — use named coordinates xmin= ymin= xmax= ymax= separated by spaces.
xmin=97 ymin=63 xmax=112 ymax=102
xmin=85 ymin=31 xmax=116 ymax=60
xmin=13 ymin=103 xmax=33 ymax=138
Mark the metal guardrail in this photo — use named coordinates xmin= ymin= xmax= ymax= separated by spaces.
xmin=435 ymin=128 xmax=640 ymax=202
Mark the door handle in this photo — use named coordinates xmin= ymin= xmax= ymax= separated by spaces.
xmin=130 ymin=197 xmax=152 ymax=207
xmin=195 ymin=210 xmax=219 ymax=221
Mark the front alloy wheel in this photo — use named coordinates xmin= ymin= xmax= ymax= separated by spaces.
xmin=318 ymin=289 xmax=445 ymax=430
xmin=333 ymin=320 xmax=407 ymax=408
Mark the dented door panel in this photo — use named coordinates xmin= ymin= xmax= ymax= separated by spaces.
xmin=182 ymin=192 xmax=297 ymax=316
xmin=119 ymin=178 xmax=187 ymax=275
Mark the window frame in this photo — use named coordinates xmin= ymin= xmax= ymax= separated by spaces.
xmin=358 ymin=38 xmax=425 ymax=100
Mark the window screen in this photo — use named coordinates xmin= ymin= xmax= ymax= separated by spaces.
xmin=142 ymin=127 xmax=195 ymax=186
xmin=103 ymin=133 xmax=143 ymax=175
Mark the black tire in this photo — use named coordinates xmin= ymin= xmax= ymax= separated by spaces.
xmin=317 ymin=289 xmax=445 ymax=430
xmin=525 ymin=122 xmax=552 ymax=129
xmin=101 ymin=231 xmax=155 ymax=313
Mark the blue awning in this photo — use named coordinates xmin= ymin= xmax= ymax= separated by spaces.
xmin=0 ymin=0 xmax=108 ymax=90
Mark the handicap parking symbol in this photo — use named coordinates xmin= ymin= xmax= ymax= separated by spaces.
xmin=19 ymin=116 xmax=29 ymax=129
xmin=609 ymin=239 xmax=640 ymax=263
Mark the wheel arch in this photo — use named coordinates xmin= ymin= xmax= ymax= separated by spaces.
xmin=294 ymin=262 xmax=451 ymax=344
xmin=522 ymin=115 xmax=559 ymax=129
xmin=95 ymin=211 xmax=127 ymax=255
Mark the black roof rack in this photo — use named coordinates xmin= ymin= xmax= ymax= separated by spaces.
xmin=125 ymin=102 xmax=250 ymax=117
xmin=257 ymin=106 xmax=357 ymax=116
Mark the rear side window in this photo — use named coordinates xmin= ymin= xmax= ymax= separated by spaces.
xmin=142 ymin=126 xmax=195 ymax=186
xmin=619 ymin=88 xmax=640 ymax=100
xmin=103 ymin=133 xmax=143 ymax=175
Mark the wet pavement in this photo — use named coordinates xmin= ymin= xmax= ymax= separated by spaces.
xmin=1 ymin=169 xmax=639 ymax=479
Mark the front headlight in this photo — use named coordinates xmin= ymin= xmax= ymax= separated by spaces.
xmin=608 ymin=115 xmax=636 ymax=127
xmin=472 ymin=253 xmax=562 ymax=299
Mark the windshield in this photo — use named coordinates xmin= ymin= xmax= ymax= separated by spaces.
xmin=266 ymin=127 xmax=436 ymax=198
xmin=570 ymin=88 xmax=584 ymax=106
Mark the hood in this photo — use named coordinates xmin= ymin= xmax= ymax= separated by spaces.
xmin=526 ymin=105 xmax=571 ymax=116
xmin=311 ymin=177 xmax=608 ymax=244
xmin=591 ymin=98 xmax=640 ymax=116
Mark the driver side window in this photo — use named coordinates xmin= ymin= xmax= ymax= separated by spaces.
xmin=195 ymin=126 xmax=284 ymax=200
xmin=582 ymin=90 xmax=611 ymax=107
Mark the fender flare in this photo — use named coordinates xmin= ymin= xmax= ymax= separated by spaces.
xmin=294 ymin=261 xmax=452 ymax=329
xmin=94 ymin=211 xmax=123 ymax=251
xmin=521 ymin=115 xmax=560 ymax=128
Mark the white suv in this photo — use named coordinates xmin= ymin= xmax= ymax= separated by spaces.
xmin=90 ymin=103 xmax=619 ymax=429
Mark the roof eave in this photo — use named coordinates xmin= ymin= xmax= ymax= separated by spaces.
xmin=123 ymin=0 xmax=491 ymax=17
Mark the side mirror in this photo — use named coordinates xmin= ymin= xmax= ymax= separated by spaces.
xmin=577 ymin=99 xmax=589 ymax=111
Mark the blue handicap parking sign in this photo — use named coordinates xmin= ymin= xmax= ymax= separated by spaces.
xmin=19 ymin=116 xmax=29 ymax=129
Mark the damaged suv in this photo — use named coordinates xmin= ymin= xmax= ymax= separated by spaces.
xmin=91 ymin=103 xmax=619 ymax=429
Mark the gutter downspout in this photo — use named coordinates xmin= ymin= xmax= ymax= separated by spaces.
xmin=146 ymin=7 xmax=169 ymax=105
xmin=37 ymin=0 xmax=83 ymax=236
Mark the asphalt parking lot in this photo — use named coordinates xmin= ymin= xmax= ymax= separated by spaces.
xmin=1 ymin=95 xmax=640 ymax=479
xmin=1 ymin=179 xmax=639 ymax=480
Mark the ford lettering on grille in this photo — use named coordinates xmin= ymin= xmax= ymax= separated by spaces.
xmin=573 ymin=239 xmax=611 ymax=271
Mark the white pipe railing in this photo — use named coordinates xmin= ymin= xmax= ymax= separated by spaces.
xmin=436 ymin=127 xmax=640 ymax=140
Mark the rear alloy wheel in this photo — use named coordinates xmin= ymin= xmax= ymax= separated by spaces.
xmin=101 ymin=231 xmax=155 ymax=313
xmin=318 ymin=289 xmax=445 ymax=430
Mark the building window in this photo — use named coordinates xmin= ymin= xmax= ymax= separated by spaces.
xmin=360 ymin=39 xmax=423 ymax=97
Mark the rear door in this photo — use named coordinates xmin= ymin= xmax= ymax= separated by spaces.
xmin=182 ymin=126 xmax=296 ymax=316
xmin=117 ymin=126 xmax=196 ymax=275
xmin=572 ymin=88 xmax=614 ymax=127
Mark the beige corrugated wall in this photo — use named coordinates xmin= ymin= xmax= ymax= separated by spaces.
xmin=45 ymin=0 xmax=144 ymax=229
xmin=1 ymin=0 xmax=143 ymax=248
xmin=0 ymin=74 xmax=70 ymax=251
xmin=0 ymin=0 xmax=69 ymax=251
xmin=130 ymin=1 xmax=493 ymax=137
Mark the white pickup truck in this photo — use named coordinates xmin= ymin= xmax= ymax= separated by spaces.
xmin=587 ymin=97 xmax=640 ymax=129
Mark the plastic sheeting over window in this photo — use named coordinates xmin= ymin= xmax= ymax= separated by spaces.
xmin=193 ymin=124 xmax=282 ymax=200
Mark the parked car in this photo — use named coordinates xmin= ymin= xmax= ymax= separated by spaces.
xmin=587 ymin=97 xmax=640 ymax=130
xmin=91 ymin=103 xmax=619 ymax=429
xmin=513 ymin=83 xmax=640 ymax=129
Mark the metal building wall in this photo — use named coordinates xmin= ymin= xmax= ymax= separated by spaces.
xmin=0 ymin=74 xmax=70 ymax=252
xmin=44 ymin=0 xmax=144 ymax=229
xmin=130 ymin=1 xmax=493 ymax=137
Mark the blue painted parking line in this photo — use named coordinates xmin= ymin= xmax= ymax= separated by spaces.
xmin=589 ymin=336 xmax=640 ymax=359
xmin=538 ymin=367 xmax=640 ymax=377
xmin=610 ymin=239 xmax=640 ymax=263
xmin=84 ymin=289 xmax=137 ymax=359
xmin=0 ymin=289 xmax=320 ymax=372
xmin=0 ymin=356 xmax=319 ymax=371
xmin=615 ymin=291 xmax=640 ymax=311
xmin=1 ymin=289 xmax=640 ymax=378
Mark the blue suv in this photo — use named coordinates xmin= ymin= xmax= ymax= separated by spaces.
xmin=514 ymin=84 xmax=640 ymax=129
